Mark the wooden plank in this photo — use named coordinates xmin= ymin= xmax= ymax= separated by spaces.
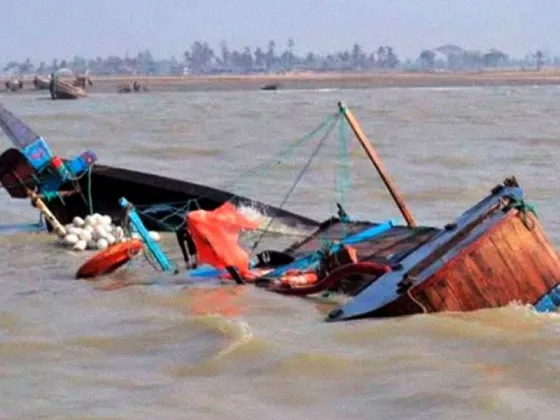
xmin=469 ymin=238 xmax=526 ymax=306
xmin=515 ymin=214 xmax=560 ymax=288
xmin=507 ymin=214 xmax=557 ymax=294
xmin=488 ymin=214 xmax=553 ymax=301
xmin=460 ymin=254 xmax=500 ymax=307
xmin=491 ymin=226 xmax=546 ymax=301
xmin=419 ymin=271 xmax=466 ymax=311
xmin=452 ymin=258 xmax=496 ymax=309
xmin=419 ymin=283 xmax=444 ymax=311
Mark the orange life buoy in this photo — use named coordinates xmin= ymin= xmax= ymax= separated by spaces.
xmin=75 ymin=239 xmax=143 ymax=279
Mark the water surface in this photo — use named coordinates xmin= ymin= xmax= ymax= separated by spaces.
xmin=0 ymin=86 xmax=559 ymax=419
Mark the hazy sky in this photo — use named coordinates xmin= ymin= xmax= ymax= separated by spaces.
xmin=2 ymin=0 xmax=559 ymax=63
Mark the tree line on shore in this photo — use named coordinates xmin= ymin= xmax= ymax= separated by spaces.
xmin=1 ymin=40 xmax=552 ymax=76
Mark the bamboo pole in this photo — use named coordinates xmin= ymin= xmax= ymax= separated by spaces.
xmin=338 ymin=101 xmax=417 ymax=227
xmin=26 ymin=188 xmax=67 ymax=238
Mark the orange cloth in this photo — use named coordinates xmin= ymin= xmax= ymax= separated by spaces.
xmin=186 ymin=203 xmax=259 ymax=277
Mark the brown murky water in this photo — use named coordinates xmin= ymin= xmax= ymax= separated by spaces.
xmin=1 ymin=86 xmax=560 ymax=419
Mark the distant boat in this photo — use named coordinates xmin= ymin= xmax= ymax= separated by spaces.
xmin=261 ymin=83 xmax=279 ymax=91
xmin=4 ymin=79 xmax=23 ymax=92
xmin=50 ymin=73 xmax=92 ymax=100
xmin=33 ymin=75 xmax=51 ymax=90
xmin=117 ymin=81 xmax=148 ymax=93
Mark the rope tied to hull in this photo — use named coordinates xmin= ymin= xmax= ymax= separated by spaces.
xmin=121 ymin=204 xmax=169 ymax=273
xmin=249 ymin=112 xmax=341 ymax=253
xmin=504 ymin=195 xmax=538 ymax=230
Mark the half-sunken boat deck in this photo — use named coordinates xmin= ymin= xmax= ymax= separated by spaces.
xmin=323 ymin=179 xmax=560 ymax=321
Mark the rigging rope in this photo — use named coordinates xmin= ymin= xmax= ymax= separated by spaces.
xmin=128 ymin=111 xmax=344 ymax=233
xmin=249 ymin=112 xmax=340 ymax=253
xmin=335 ymin=112 xmax=352 ymax=209
xmin=77 ymin=111 xmax=342 ymax=234
xmin=217 ymin=111 xmax=340 ymax=192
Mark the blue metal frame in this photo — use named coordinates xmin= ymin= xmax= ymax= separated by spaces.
xmin=533 ymin=284 xmax=560 ymax=313
xmin=0 ymin=103 xmax=98 ymax=195
xmin=119 ymin=197 xmax=176 ymax=273
xmin=21 ymin=138 xmax=54 ymax=171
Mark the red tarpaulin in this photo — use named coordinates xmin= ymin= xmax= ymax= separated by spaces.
xmin=186 ymin=203 xmax=260 ymax=277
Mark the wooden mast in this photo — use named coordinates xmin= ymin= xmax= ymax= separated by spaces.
xmin=338 ymin=101 xmax=417 ymax=227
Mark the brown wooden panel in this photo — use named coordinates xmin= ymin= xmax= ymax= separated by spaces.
xmin=413 ymin=210 xmax=560 ymax=315
xmin=513 ymin=214 xmax=560 ymax=289
xmin=451 ymin=258 xmax=496 ymax=309
xmin=420 ymin=270 xmax=468 ymax=311
xmin=506 ymin=214 xmax=558 ymax=295
xmin=490 ymin=222 xmax=545 ymax=300
xmin=469 ymin=224 xmax=530 ymax=305
xmin=472 ymin=238 xmax=526 ymax=304
xmin=419 ymin=282 xmax=444 ymax=312
xmin=462 ymin=255 xmax=501 ymax=307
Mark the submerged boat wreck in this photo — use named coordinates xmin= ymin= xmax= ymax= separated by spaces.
xmin=74 ymin=102 xmax=560 ymax=320
xmin=1 ymin=100 xmax=559 ymax=321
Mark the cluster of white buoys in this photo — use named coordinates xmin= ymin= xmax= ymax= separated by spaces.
xmin=59 ymin=213 xmax=161 ymax=252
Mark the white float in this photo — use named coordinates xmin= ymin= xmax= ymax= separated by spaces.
xmin=59 ymin=213 xmax=162 ymax=251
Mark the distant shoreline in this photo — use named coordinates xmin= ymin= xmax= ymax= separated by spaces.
xmin=4 ymin=70 xmax=560 ymax=93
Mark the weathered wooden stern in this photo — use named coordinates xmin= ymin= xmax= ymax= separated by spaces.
xmin=327 ymin=178 xmax=560 ymax=321
xmin=413 ymin=209 xmax=560 ymax=312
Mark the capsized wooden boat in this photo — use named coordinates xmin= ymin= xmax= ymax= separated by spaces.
xmin=2 ymin=98 xmax=560 ymax=320
xmin=172 ymin=176 xmax=560 ymax=320
xmin=85 ymin=102 xmax=560 ymax=320
xmin=323 ymin=177 xmax=560 ymax=320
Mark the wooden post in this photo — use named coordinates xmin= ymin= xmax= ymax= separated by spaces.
xmin=338 ymin=101 xmax=417 ymax=227
xmin=26 ymin=188 xmax=67 ymax=238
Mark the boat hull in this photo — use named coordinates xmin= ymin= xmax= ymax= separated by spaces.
xmin=411 ymin=210 xmax=560 ymax=312
xmin=46 ymin=164 xmax=320 ymax=232
xmin=327 ymin=180 xmax=560 ymax=321
xmin=33 ymin=77 xmax=51 ymax=90
xmin=50 ymin=80 xmax=87 ymax=99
